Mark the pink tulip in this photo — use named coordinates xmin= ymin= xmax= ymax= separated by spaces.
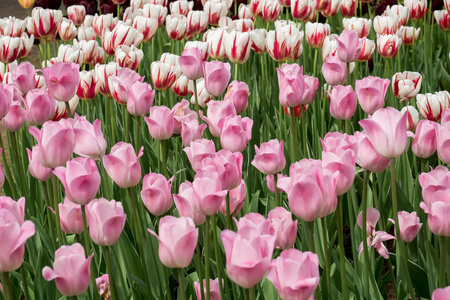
xmin=86 ymin=198 xmax=126 ymax=246
xmin=302 ymin=75 xmax=319 ymax=105
xmin=183 ymin=138 xmax=216 ymax=171
xmin=277 ymin=159 xmax=337 ymax=222
xmin=321 ymin=132 xmax=358 ymax=159
xmin=59 ymin=198 xmax=83 ymax=235
xmin=198 ymin=149 xmax=243 ymax=190
xmin=202 ymin=61 xmax=231 ymax=97
xmin=72 ymin=115 xmax=107 ymax=160
xmin=141 ymin=173 xmax=174 ymax=216
xmin=0 ymin=84 xmax=13 ymax=119
xmin=334 ymin=30 xmax=363 ymax=62
xmin=267 ymin=207 xmax=297 ymax=250
xmin=219 ymin=115 xmax=253 ymax=153
xmin=322 ymin=55 xmax=347 ymax=86
xmin=42 ymin=243 xmax=93 ymax=296
xmin=354 ymin=131 xmax=391 ymax=173
xmin=2 ymin=101 xmax=25 ymax=132
xmin=276 ymin=63 xmax=305 ymax=107
xmin=181 ymin=119 xmax=207 ymax=147
xmin=27 ymin=146 xmax=53 ymax=181
xmin=0 ymin=209 xmax=35 ymax=273
xmin=174 ymin=181 xmax=206 ymax=225
xmin=172 ymin=99 xmax=197 ymax=134
xmin=410 ymin=120 xmax=438 ymax=159
xmin=96 ymin=274 xmax=110 ymax=299
xmin=219 ymin=179 xmax=246 ymax=216
xmin=418 ymin=166 xmax=450 ymax=205
xmin=224 ymin=80 xmax=249 ymax=114
xmin=194 ymin=279 xmax=221 ymax=300
xmin=267 ymin=249 xmax=319 ymax=300
xmin=200 ymin=100 xmax=237 ymax=137
xmin=0 ymin=196 xmax=25 ymax=225
xmin=29 ymin=119 xmax=75 ymax=169
xmin=359 ymin=107 xmax=408 ymax=159
xmin=43 ymin=62 xmax=80 ymax=102
xmin=127 ymin=81 xmax=155 ymax=117
xmin=148 ymin=216 xmax=198 ymax=268
xmin=322 ymin=150 xmax=355 ymax=196
xmin=110 ymin=68 xmax=144 ymax=105
xmin=24 ymin=89 xmax=56 ymax=126
xmin=432 ymin=286 xmax=450 ymax=300
xmin=53 ymin=157 xmax=101 ymax=206
xmin=11 ymin=61 xmax=35 ymax=95
xmin=103 ymin=142 xmax=144 ymax=189
xmin=437 ymin=122 xmax=450 ymax=164
xmin=179 ymin=47 xmax=204 ymax=80
xmin=355 ymin=76 xmax=390 ymax=115
xmin=420 ymin=189 xmax=450 ymax=236
xmin=251 ymin=139 xmax=286 ymax=175
xmin=221 ymin=226 xmax=275 ymax=288
xmin=328 ymin=85 xmax=357 ymax=120
xmin=143 ymin=106 xmax=175 ymax=140
xmin=235 ymin=213 xmax=270 ymax=234
xmin=388 ymin=211 xmax=422 ymax=242
xmin=192 ymin=175 xmax=228 ymax=215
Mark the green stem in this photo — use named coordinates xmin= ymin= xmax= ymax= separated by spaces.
xmin=135 ymin=116 xmax=141 ymax=154
xmin=193 ymin=79 xmax=199 ymax=115
xmin=244 ymin=288 xmax=250 ymax=300
xmin=205 ymin=216 xmax=211 ymax=300
xmin=439 ymin=235 xmax=447 ymax=288
xmin=124 ymin=106 xmax=130 ymax=143
xmin=20 ymin=265 xmax=30 ymax=300
xmin=346 ymin=63 xmax=351 ymax=86
xmin=274 ymin=173 xmax=280 ymax=208
xmin=109 ymin=100 xmax=116 ymax=145
xmin=320 ymin=218 xmax=332 ymax=300
xmin=0 ymin=134 xmax=18 ymax=199
xmin=82 ymin=205 xmax=99 ymax=300
xmin=65 ymin=101 xmax=72 ymax=119
xmin=161 ymin=139 xmax=168 ymax=178
xmin=211 ymin=214 xmax=225 ymax=299
xmin=390 ymin=160 xmax=415 ymax=298
xmin=249 ymin=286 xmax=255 ymax=300
xmin=225 ymin=193 xmax=232 ymax=230
xmin=301 ymin=108 xmax=308 ymax=158
xmin=196 ymin=243 xmax=205 ymax=300
xmin=1 ymin=272 xmax=14 ymax=300
xmin=289 ymin=108 xmax=299 ymax=162
xmin=104 ymin=246 xmax=117 ymax=300
xmin=52 ymin=175 xmax=65 ymax=246
xmin=163 ymin=266 xmax=172 ymax=300
xmin=9 ymin=132 xmax=28 ymax=198
xmin=307 ymin=221 xmax=316 ymax=253
xmin=234 ymin=63 xmax=238 ymax=81
xmin=68 ymin=296 xmax=78 ymax=300
xmin=313 ymin=49 xmax=318 ymax=77
xmin=177 ymin=269 xmax=187 ymax=300
xmin=41 ymin=180 xmax=57 ymax=250
xmin=337 ymin=196 xmax=349 ymax=300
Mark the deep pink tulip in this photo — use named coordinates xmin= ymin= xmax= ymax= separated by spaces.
xmin=0 ymin=196 xmax=25 ymax=225
xmin=221 ymin=226 xmax=275 ymax=289
xmin=266 ymin=249 xmax=319 ymax=300
xmin=268 ymin=207 xmax=297 ymax=250
xmin=141 ymin=173 xmax=174 ymax=216
xmin=183 ymin=138 xmax=216 ymax=172
xmin=277 ymin=159 xmax=337 ymax=222
xmin=148 ymin=216 xmax=198 ymax=268
xmin=2 ymin=101 xmax=25 ymax=132
xmin=202 ymin=61 xmax=231 ymax=97
xmin=266 ymin=174 xmax=286 ymax=194
xmin=103 ymin=142 xmax=144 ymax=189
xmin=410 ymin=120 xmax=438 ymax=159
xmin=59 ymin=198 xmax=83 ymax=235
xmin=388 ymin=211 xmax=422 ymax=242
xmin=86 ymin=198 xmax=126 ymax=246
xmin=72 ymin=115 xmax=107 ymax=161
xmin=174 ymin=181 xmax=206 ymax=226
xmin=143 ymin=106 xmax=175 ymax=140
xmin=0 ymin=84 xmax=13 ymax=119
xmin=27 ymin=146 xmax=53 ymax=181
xmin=110 ymin=68 xmax=144 ymax=105
xmin=328 ymin=85 xmax=357 ymax=120
xmin=0 ymin=209 xmax=35 ymax=273
xmin=437 ymin=122 xmax=450 ymax=164
xmin=179 ymin=47 xmax=204 ymax=80
xmin=322 ymin=150 xmax=355 ymax=196
xmin=359 ymin=107 xmax=408 ymax=159
xmin=181 ymin=119 xmax=207 ymax=147
xmin=195 ymin=279 xmax=221 ymax=300
xmin=224 ymin=80 xmax=250 ymax=114
xmin=251 ymin=139 xmax=286 ymax=175
xmin=432 ymin=286 xmax=450 ymax=300
xmin=127 ymin=81 xmax=155 ymax=117
xmin=43 ymin=62 xmax=80 ymax=102
xmin=276 ymin=63 xmax=305 ymax=108
xmin=53 ymin=157 xmax=101 ymax=206
xmin=11 ymin=61 xmax=35 ymax=95
xmin=219 ymin=115 xmax=253 ymax=153
xmin=322 ymin=55 xmax=347 ymax=86
xmin=420 ymin=189 xmax=450 ymax=236
xmin=355 ymin=76 xmax=390 ymax=115
xmin=96 ymin=274 xmax=110 ymax=299
xmin=192 ymin=175 xmax=228 ymax=215
xmin=302 ymin=75 xmax=319 ymax=105
xmin=29 ymin=119 xmax=75 ymax=169
xmin=354 ymin=131 xmax=391 ymax=173
xmin=42 ymin=243 xmax=93 ymax=296
xmin=24 ymin=89 xmax=56 ymax=126
xmin=334 ymin=30 xmax=363 ymax=62
xmin=200 ymin=100 xmax=237 ymax=137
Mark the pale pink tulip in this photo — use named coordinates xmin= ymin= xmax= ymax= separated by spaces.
xmin=224 ymin=80 xmax=249 ymax=114
xmin=72 ymin=115 xmax=107 ymax=160
xmin=183 ymin=138 xmax=216 ymax=171
xmin=354 ymin=131 xmax=391 ymax=173
xmin=355 ymin=76 xmax=390 ymax=114
xmin=328 ymin=85 xmax=357 ymax=120
xmin=219 ymin=115 xmax=253 ymax=153
xmin=174 ymin=181 xmax=206 ymax=225
xmin=252 ymin=139 xmax=286 ymax=175
xmin=43 ymin=62 xmax=80 ymax=102
xmin=192 ymin=175 xmax=228 ymax=215
xmin=202 ymin=61 xmax=231 ymax=97
xmin=388 ymin=211 xmax=422 ymax=242
xmin=144 ymin=106 xmax=175 ymax=140
xmin=25 ymin=89 xmax=56 ymax=126
xmin=195 ymin=279 xmax=221 ymax=300
xmin=179 ymin=47 xmax=204 ymax=80
xmin=411 ymin=120 xmax=438 ymax=158
xmin=11 ymin=61 xmax=35 ymax=95
xmin=277 ymin=63 xmax=305 ymax=107
xmin=27 ymin=146 xmax=53 ymax=181
xmin=96 ymin=274 xmax=110 ymax=299
xmin=141 ymin=173 xmax=174 ymax=216
xmin=268 ymin=207 xmax=297 ymax=250
xmin=200 ymin=100 xmax=237 ymax=137
xmin=2 ymin=101 xmax=25 ymax=132
xmin=432 ymin=286 xmax=450 ymax=300
xmin=127 ymin=81 xmax=155 ymax=116
xmin=59 ymin=198 xmax=84 ymax=235
xmin=0 ymin=196 xmax=25 ymax=225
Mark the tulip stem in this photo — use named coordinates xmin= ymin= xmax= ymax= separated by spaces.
xmin=41 ymin=180 xmax=57 ymax=250
xmin=1 ymin=272 xmax=14 ymax=300
xmin=301 ymin=108 xmax=308 ymax=158
xmin=346 ymin=63 xmax=351 ymax=86
xmin=177 ymin=269 xmax=187 ymax=300
xmin=244 ymin=288 xmax=250 ymax=300
xmin=9 ymin=132 xmax=29 ymax=210
xmin=439 ymin=235 xmax=447 ymax=287
xmin=68 ymin=296 xmax=78 ymax=300
xmin=289 ymin=108 xmax=299 ymax=162
xmin=52 ymin=175 xmax=65 ymax=246
xmin=104 ymin=246 xmax=117 ymax=300
xmin=320 ymin=218 xmax=332 ymax=300
xmin=313 ymin=49 xmax=318 ymax=78
xmin=307 ymin=221 xmax=316 ymax=253
xmin=124 ymin=106 xmax=130 ymax=143
xmin=390 ymin=160 xmax=415 ymax=298
xmin=81 ymin=205 xmax=100 ymax=300
xmin=273 ymin=173 xmax=280 ymax=208
xmin=161 ymin=140 xmax=168 ymax=178
xmin=205 ymin=216 xmax=211 ymax=300
xmin=65 ymin=102 xmax=72 ymax=119
xmin=225 ymin=193 xmax=232 ymax=230
xmin=234 ymin=63 xmax=238 ymax=81
xmin=20 ymin=264 xmax=31 ymax=300
xmin=196 ymin=242 xmax=205 ymax=300
xmin=193 ymin=79 xmax=199 ymax=115
xmin=0 ymin=134 xmax=18 ymax=199
xmin=135 ymin=116 xmax=141 ymax=154
xmin=337 ymin=196 xmax=349 ymax=300
xmin=211 ymin=214 xmax=225 ymax=298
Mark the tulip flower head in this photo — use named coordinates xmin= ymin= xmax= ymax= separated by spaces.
xmin=388 ymin=211 xmax=422 ymax=242
xmin=392 ymin=71 xmax=422 ymax=102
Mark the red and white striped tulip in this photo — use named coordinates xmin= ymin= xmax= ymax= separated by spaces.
xmin=111 ymin=23 xmax=144 ymax=53
xmin=27 ymin=7 xmax=62 ymax=39
xmin=261 ymin=0 xmax=282 ymax=22
xmin=435 ymin=10 xmax=450 ymax=30
xmin=373 ymin=15 xmax=399 ymax=35
xmin=166 ymin=14 xmax=188 ymax=40
xmin=151 ymin=61 xmax=181 ymax=90
xmin=291 ymin=0 xmax=316 ymax=21
xmin=56 ymin=43 xmax=83 ymax=65
xmin=340 ymin=0 xmax=356 ymax=17
xmin=343 ymin=17 xmax=372 ymax=38
xmin=383 ymin=5 xmax=409 ymax=27
xmin=250 ymin=29 xmax=267 ymax=54
xmin=67 ymin=5 xmax=86 ymax=26
xmin=77 ymin=26 xmax=96 ymax=41
xmin=204 ymin=1 xmax=228 ymax=26
xmin=392 ymin=71 xmax=422 ymax=102
xmin=170 ymin=0 xmax=194 ymax=16
xmin=266 ymin=28 xmax=294 ymax=61
xmin=132 ymin=16 xmax=159 ymax=42
xmin=79 ymin=40 xmax=99 ymax=65
xmin=115 ymin=45 xmax=144 ymax=71
xmin=239 ymin=3 xmax=256 ymax=20
xmin=207 ymin=28 xmax=228 ymax=60
xmin=95 ymin=62 xmax=120 ymax=97
xmin=58 ymin=18 xmax=77 ymax=42
xmin=417 ymin=92 xmax=450 ymax=122
xmin=321 ymin=0 xmax=340 ymax=18
xmin=1 ymin=17 xmax=27 ymax=37
xmin=404 ymin=0 xmax=427 ymax=20
xmin=357 ymin=38 xmax=375 ymax=61
xmin=92 ymin=13 xmax=118 ymax=37
xmin=123 ymin=6 xmax=145 ymax=23
xmin=0 ymin=36 xmax=22 ymax=64
xmin=305 ymin=22 xmax=330 ymax=48
xmin=77 ymin=70 xmax=98 ymax=101
xmin=143 ymin=4 xmax=169 ymax=27
xmin=396 ymin=26 xmax=420 ymax=45
xmin=377 ymin=34 xmax=402 ymax=59
xmin=315 ymin=0 xmax=331 ymax=12
xmin=224 ymin=30 xmax=251 ymax=63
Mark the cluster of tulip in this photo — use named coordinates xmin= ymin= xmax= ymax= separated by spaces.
xmin=0 ymin=0 xmax=450 ymax=297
